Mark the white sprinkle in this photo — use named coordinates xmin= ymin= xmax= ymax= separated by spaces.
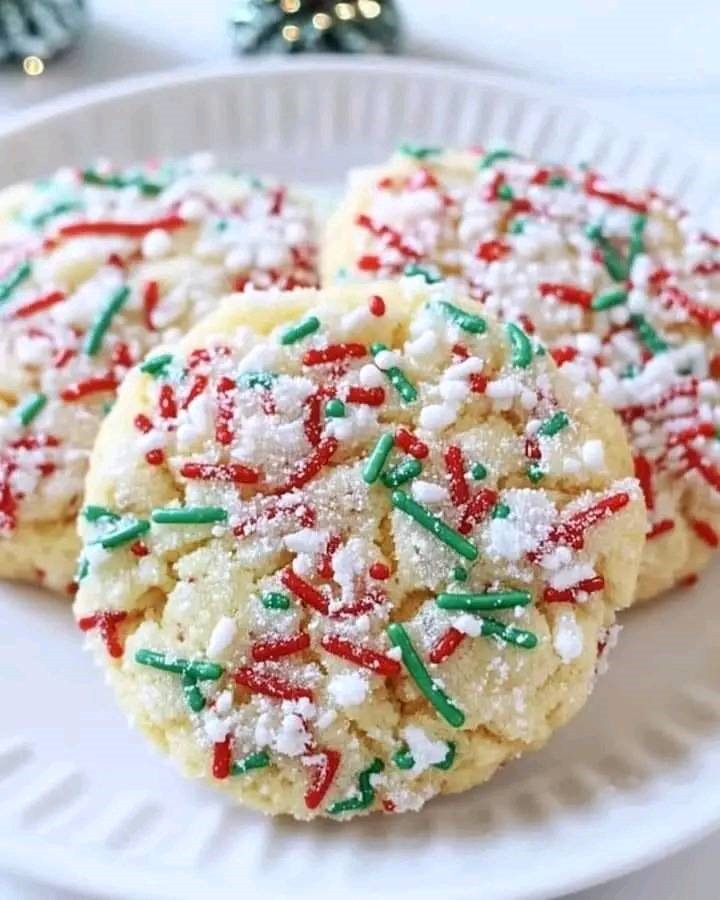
xmin=405 ymin=331 xmax=437 ymax=356
xmin=207 ymin=616 xmax=236 ymax=659
xmin=419 ymin=402 xmax=457 ymax=431
xmin=358 ymin=364 xmax=385 ymax=388
xmin=486 ymin=377 xmax=520 ymax=400
xmin=581 ymin=439 xmax=605 ymax=470
xmin=328 ymin=672 xmax=368 ymax=707
xmin=178 ymin=197 xmax=207 ymax=221
xmin=375 ymin=349 xmax=402 ymax=371
xmin=275 ymin=713 xmax=309 ymax=757
xmin=549 ymin=562 xmax=596 ymax=591
xmin=553 ymin=612 xmax=584 ymax=663
xmin=439 ymin=379 xmax=470 ymax=402
xmin=411 ymin=480 xmax=449 ymax=504
xmin=225 ymin=245 xmax=253 ymax=273
xmin=402 ymin=726 xmax=448 ymax=774
xmin=454 ymin=613 xmax=485 ymax=637
xmin=444 ymin=357 xmax=483 ymax=379
xmin=141 ymin=228 xmax=173 ymax=260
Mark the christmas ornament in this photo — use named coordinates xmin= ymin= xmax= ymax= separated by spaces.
xmin=0 ymin=0 xmax=86 ymax=63
xmin=230 ymin=0 xmax=401 ymax=55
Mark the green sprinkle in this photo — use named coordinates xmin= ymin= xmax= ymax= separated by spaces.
xmin=15 ymin=392 xmax=46 ymax=427
xmin=84 ymin=285 xmax=131 ymax=356
xmin=151 ymin=506 xmax=228 ymax=524
xmin=231 ymin=751 xmax=271 ymax=775
xmin=398 ymin=143 xmax=440 ymax=160
xmin=527 ymin=464 xmax=544 ymax=483
xmin=452 ymin=565 xmax=468 ymax=582
xmin=261 ymin=591 xmax=291 ymax=610
xmin=492 ymin=502 xmax=510 ymax=519
xmin=509 ymin=218 xmax=526 ymax=234
xmin=436 ymin=589 xmax=532 ymax=611
xmin=537 ymin=411 xmax=569 ymax=437
xmin=628 ymin=214 xmax=647 ymax=267
xmin=26 ymin=200 xmax=81 ymax=229
xmin=479 ymin=617 xmax=538 ymax=649
xmin=434 ymin=742 xmax=456 ymax=770
xmin=387 ymin=623 xmax=465 ymax=727
xmin=134 ymin=649 xmax=223 ymax=680
xmin=585 ymin=223 xmax=628 ymax=281
xmin=471 ymin=462 xmax=487 ymax=480
xmin=182 ymin=672 xmax=206 ymax=712
xmin=631 ymin=314 xmax=669 ymax=355
xmin=0 ymin=261 xmax=31 ymax=305
xmin=381 ymin=457 xmax=422 ymax=488
xmin=82 ymin=169 xmax=163 ymax=196
xmin=279 ymin=315 xmax=320 ymax=345
xmin=403 ymin=263 xmax=442 ymax=284
xmin=435 ymin=300 xmax=487 ymax=334
xmin=497 ymin=183 xmax=514 ymax=201
xmin=83 ymin=505 xmax=121 ymax=523
xmin=478 ymin=149 xmax=515 ymax=168
xmin=140 ymin=353 xmax=173 ymax=376
xmin=239 ymin=371 xmax=278 ymax=389
xmin=96 ymin=519 xmax=150 ymax=549
xmin=102 ymin=400 xmax=115 ymax=416
xmin=370 ymin=342 xmax=418 ymax=403
xmin=591 ymin=289 xmax=628 ymax=311
xmin=392 ymin=747 xmax=415 ymax=770
xmin=620 ymin=363 xmax=640 ymax=379
xmin=505 ymin=322 xmax=533 ymax=368
xmin=363 ymin=433 xmax=395 ymax=484
xmin=392 ymin=490 xmax=478 ymax=561
xmin=548 ymin=175 xmax=567 ymax=187
xmin=327 ymin=758 xmax=384 ymax=815
xmin=325 ymin=398 xmax=346 ymax=418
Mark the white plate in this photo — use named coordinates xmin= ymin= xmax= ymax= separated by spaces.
xmin=2 ymin=58 xmax=720 ymax=900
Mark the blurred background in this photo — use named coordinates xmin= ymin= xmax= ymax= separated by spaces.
xmin=1 ymin=1 xmax=719 ymax=897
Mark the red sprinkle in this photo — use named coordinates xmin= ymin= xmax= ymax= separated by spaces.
xmin=633 ymin=454 xmax=654 ymax=511
xmin=77 ymin=610 xmax=128 ymax=659
xmin=395 ymin=427 xmax=429 ymax=460
xmin=345 ymin=386 xmax=385 ymax=406
xmin=212 ymin=736 xmax=232 ymax=779
xmin=317 ymin=534 xmax=342 ymax=579
xmin=429 ymin=628 xmax=466 ymax=664
xmin=469 ymin=373 xmax=488 ymax=394
xmin=302 ymin=343 xmax=367 ymax=366
xmin=647 ymin=519 xmax=675 ymax=540
xmin=130 ymin=541 xmax=150 ymax=557
xmin=532 ymin=492 xmax=631 ymax=558
xmin=475 ymin=239 xmax=510 ymax=262
xmin=251 ymin=632 xmax=311 ymax=662
xmin=691 ymin=518 xmax=719 ymax=548
xmin=158 ymin=384 xmax=177 ymax=420
xmin=357 ymin=254 xmax=382 ymax=272
xmin=270 ymin=437 xmax=338 ymax=495
xmin=215 ymin=376 xmax=236 ymax=446
xmin=678 ymin=573 xmax=699 ymax=588
xmin=369 ymin=562 xmax=390 ymax=580
xmin=320 ymin=635 xmax=401 ymax=677
xmin=12 ymin=290 xmax=66 ymax=319
xmin=281 ymin=567 xmax=329 ymax=615
xmin=142 ymin=280 xmax=160 ymax=330
xmin=583 ymin=172 xmax=647 ymax=213
xmin=543 ymin=575 xmax=605 ymax=604
xmin=538 ymin=282 xmax=593 ymax=308
xmin=234 ymin=666 xmax=314 ymax=702
xmin=369 ymin=294 xmax=386 ymax=316
xmin=457 ymin=488 xmax=498 ymax=536
xmin=182 ymin=374 xmax=208 ymax=410
xmin=145 ymin=448 xmax=165 ymax=466
xmin=304 ymin=748 xmax=341 ymax=810
xmin=180 ymin=461 xmax=260 ymax=484
xmin=550 ymin=345 xmax=579 ymax=366
xmin=684 ymin=447 xmax=720 ymax=492
xmin=444 ymin=445 xmax=470 ymax=507
xmin=60 ymin=374 xmax=118 ymax=402
xmin=134 ymin=413 xmax=153 ymax=434
xmin=58 ymin=215 xmax=187 ymax=239
xmin=661 ymin=285 xmax=720 ymax=330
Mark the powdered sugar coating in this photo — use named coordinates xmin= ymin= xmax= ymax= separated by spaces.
xmin=0 ymin=155 xmax=317 ymax=592
xmin=74 ymin=281 xmax=645 ymax=820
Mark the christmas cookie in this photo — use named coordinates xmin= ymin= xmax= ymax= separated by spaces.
xmin=324 ymin=146 xmax=720 ymax=600
xmin=0 ymin=154 xmax=317 ymax=594
xmin=73 ymin=279 xmax=645 ymax=820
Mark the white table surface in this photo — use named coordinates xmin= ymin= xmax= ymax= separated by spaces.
xmin=1 ymin=1 xmax=718 ymax=897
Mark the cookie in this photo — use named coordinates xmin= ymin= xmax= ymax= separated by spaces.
xmin=73 ymin=279 xmax=645 ymax=820
xmin=0 ymin=154 xmax=317 ymax=593
xmin=324 ymin=146 xmax=720 ymax=600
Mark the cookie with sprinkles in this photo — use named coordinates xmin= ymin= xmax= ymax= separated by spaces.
xmin=0 ymin=153 xmax=317 ymax=594
xmin=324 ymin=146 xmax=720 ymax=600
xmin=74 ymin=279 xmax=645 ymax=819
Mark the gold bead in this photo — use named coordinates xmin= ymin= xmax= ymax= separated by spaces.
xmin=22 ymin=55 xmax=45 ymax=77
xmin=358 ymin=0 xmax=381 ymax=18
xmin=312 ymin=12 xmax=332 ymax=30
xmin=282 ymin=24 xmax=301 ymax=42
xmin=335 ymin=2 xmax=356 ymax=19
xmin=280 ymin=0 xmax=301 ymax=12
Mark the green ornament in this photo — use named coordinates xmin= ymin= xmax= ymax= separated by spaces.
xmin=0 ymin=0 xmax=86 ymax=63
xmin=230 ymin=0 xmax=401 ymax=55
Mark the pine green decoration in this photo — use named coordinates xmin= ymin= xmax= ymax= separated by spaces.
xmin=0 ymin=0 xmax=86 ymax=62
xmin=230 ymin=0 xmax=401 ymax=55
